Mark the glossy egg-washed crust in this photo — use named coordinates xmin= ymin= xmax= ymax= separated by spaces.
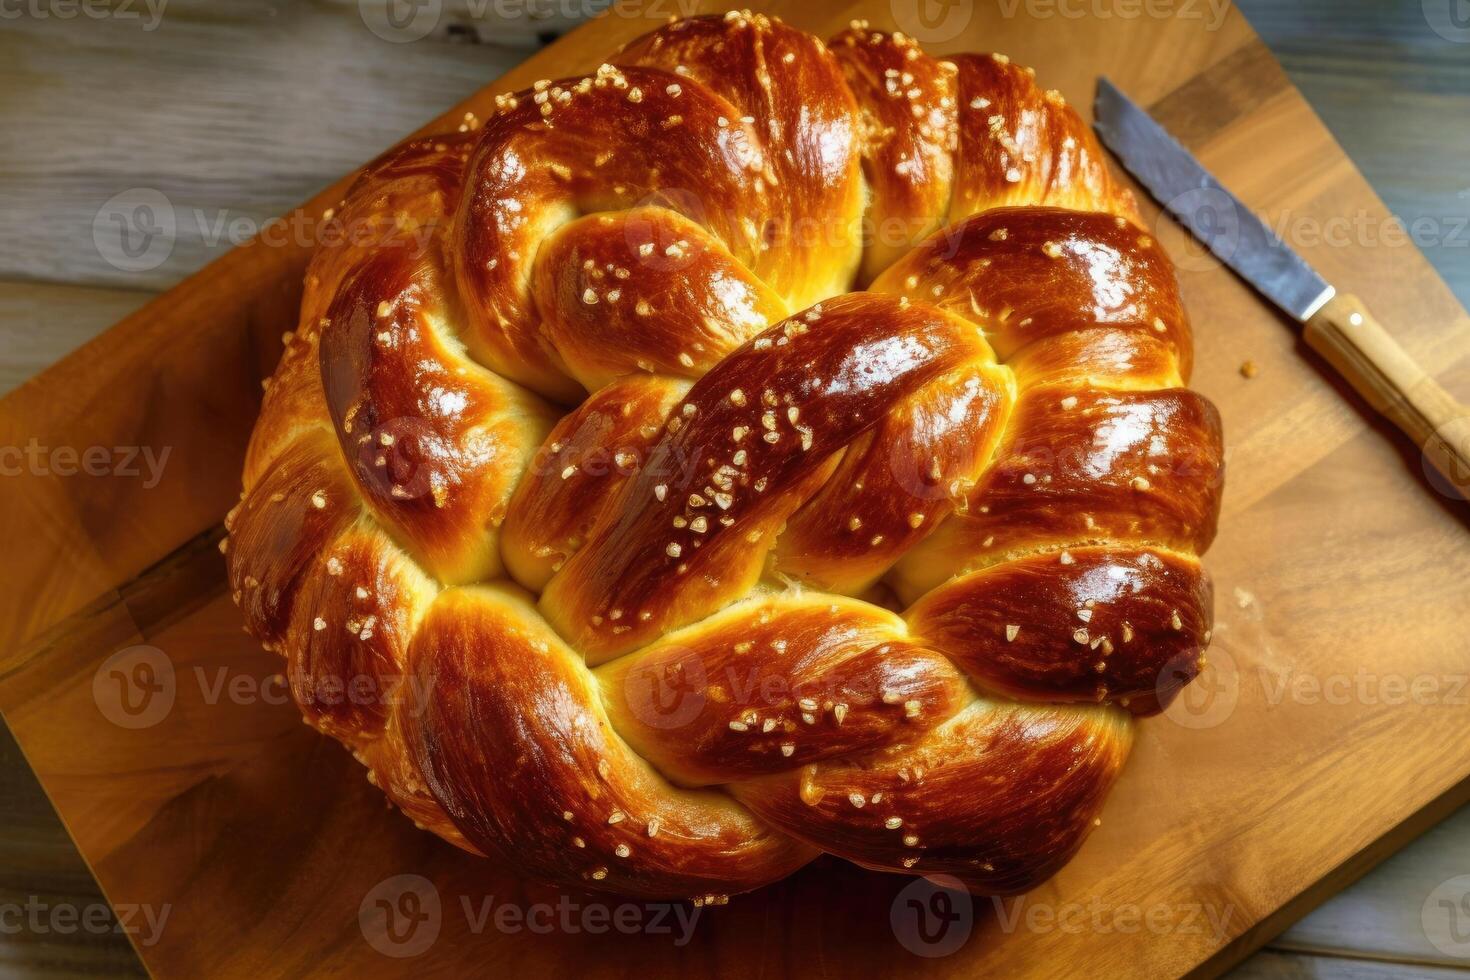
xmin=226 ymin=12 xmax=1223 ymax=902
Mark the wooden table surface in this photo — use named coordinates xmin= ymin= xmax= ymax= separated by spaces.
xmin=1 ymin=1 xmax=1466 ymax=976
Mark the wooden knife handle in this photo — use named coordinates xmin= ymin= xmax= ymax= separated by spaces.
xmin=1304 ymin=292 xmax=1470 ymax=497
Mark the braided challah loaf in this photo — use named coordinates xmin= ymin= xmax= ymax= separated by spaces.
xmin=226 ymin=11 xmax=1223 ymax=901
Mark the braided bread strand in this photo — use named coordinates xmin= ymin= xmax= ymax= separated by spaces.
xmin=225 ymin=12 xmax=1222 ymax=901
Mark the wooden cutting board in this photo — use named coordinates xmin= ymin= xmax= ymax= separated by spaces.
xmin=3 ymin=1 xmax=1468 ymax=976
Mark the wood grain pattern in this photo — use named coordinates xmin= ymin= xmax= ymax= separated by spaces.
xmin=1305 ymin=292 xmax=1470 ymax=496
xmin=1 ymin=2 xmax=1469 ymax=978
xmin=0 ymin=0 xmax=529 ymax=291
xmin=0 ymin=283 xmax=153 ymax=396
xmin=1270 ymin=805 xmax=1470 ymax=970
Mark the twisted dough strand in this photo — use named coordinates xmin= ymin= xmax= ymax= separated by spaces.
xmin=226 ymin=12 xmax=1222 ymax=901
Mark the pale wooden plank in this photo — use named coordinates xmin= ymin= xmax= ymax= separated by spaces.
xmin=1231 ymin=950 xmax=1470 ymax=979
xmin=0 ymin=1 xmax=530 ymax=291
xmin=0 ymin=943 xmax=146 ymax=980
xmin=3 ymin=1 xmax=1464 ymax=346
xmin=1240 ymin=0 xmax=1470 ymax=303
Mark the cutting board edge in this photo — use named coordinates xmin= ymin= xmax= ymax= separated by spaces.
xmin=1192 ymin=770 xmax=1470 ymax=978
xmin=2 ymin=4 xmax=1466 ymax=977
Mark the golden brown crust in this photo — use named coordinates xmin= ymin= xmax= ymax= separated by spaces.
xmin=225 ymin=13 xmax=1224 ymax=902
xmin=892 ymin=383 xmax=1224 ymax=600
xmin=906 ymin=547 xmax=1213 ymax=713
xmin=501 ymin=376 xmax=690 ymax=592
xmin=532 ymin=208 xmax=788 ymax=390
xmin=771 ymin=361 xmax=1014 ymax=593
xmin=597 ymin=593 xmax=968 ymax=786
xmin=320 ymin=248 xmax=557 ymax=583
xmin=830 ymin=27 xmax=958 ymax=284
xmin=227 ymin=428 xmax=361 ymax=645
xmin=949 ymin=53 xmax=1138 ymax=225
xmin=732 ymin=700 xmax=1132 ymax=894
xmin=401 ymin=586 xmax=816 ymax=896
xmin=284 ymin=523 xmax=436 ymax=743
xmin=454 ymin=62 xmax=774 ymax=401
xmin=873 ymin=206 xmax=1190 ymax=381
xmin=248 ymin=134 xmax=478 ymax=485
xmin=618 ymin=12 xmax=865 ymax=307
xmin=540 ymin=293 xmax=989 ymax=662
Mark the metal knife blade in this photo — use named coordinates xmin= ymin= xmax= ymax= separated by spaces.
xmin=1093 ymin=77 xmax=1335 ymax=322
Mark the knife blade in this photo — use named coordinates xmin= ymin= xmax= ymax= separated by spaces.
xmin=1093 ymin=77 xmax=1335 ymax=322
xmin=1092 ymin=77 xmax=1470 ymax=498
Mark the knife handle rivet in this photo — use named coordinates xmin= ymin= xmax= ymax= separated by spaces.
xmin=1349 ymin=312 xmax=1363 ymax=327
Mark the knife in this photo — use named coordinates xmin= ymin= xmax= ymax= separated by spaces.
xmin=1093 ymin=77 xmax=1470 ymax=498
